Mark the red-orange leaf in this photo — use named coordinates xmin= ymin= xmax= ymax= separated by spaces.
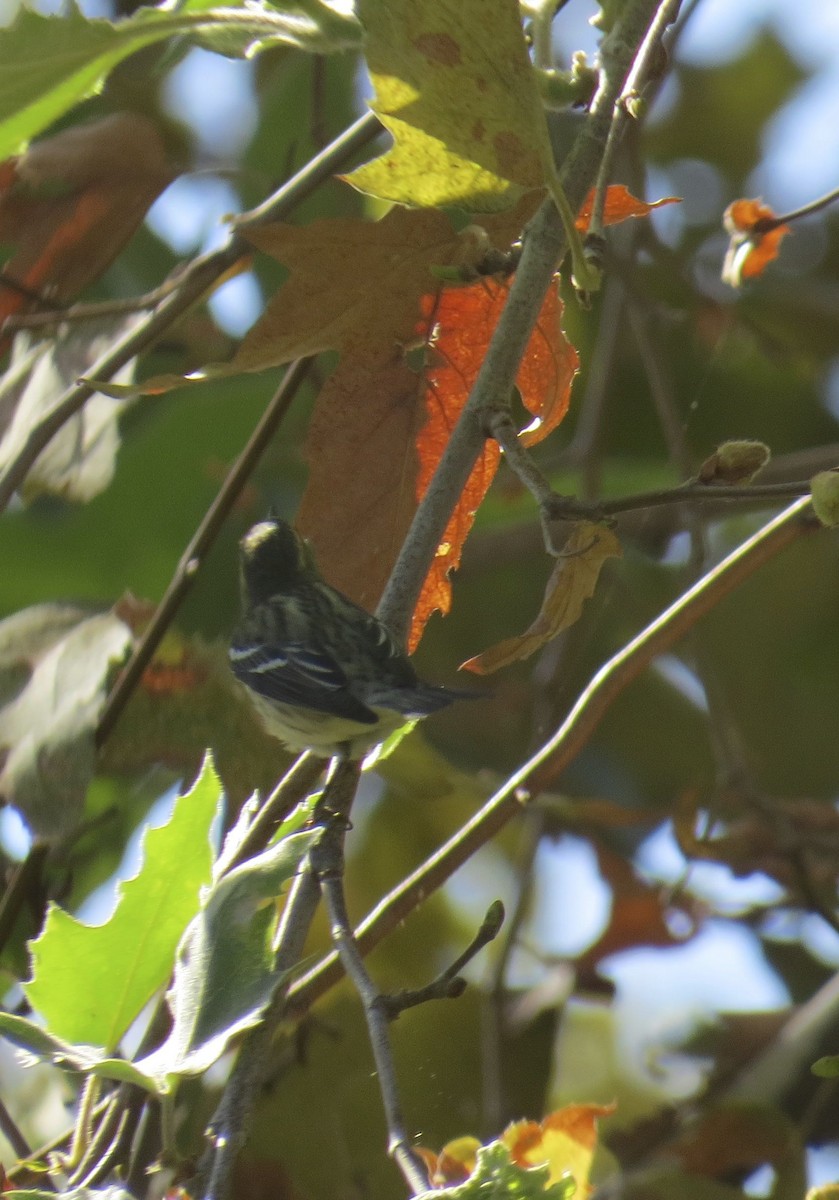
xmin=722 ymin=197 xmax=790 ymax=286
xmin=411 ymin=276 xmax=578 ymax=648
xmin=575 ymin=183 xmax=681 ymax=231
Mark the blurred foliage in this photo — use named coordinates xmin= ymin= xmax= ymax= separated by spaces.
xmin=0 ymin=1 xmax=839 ymax=1199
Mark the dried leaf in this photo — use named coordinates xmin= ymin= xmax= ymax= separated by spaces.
xmin=505 ymin=1104 xmax=615 ymax=1194
xmin=722 ymin=197 xmax=790 ymax=287
xmin=463 ymin=521 xmax=619 ymax=674
xmin=575 ymin=184 xmax=681 ymax=231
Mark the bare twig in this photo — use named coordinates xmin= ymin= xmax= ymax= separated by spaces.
xmin=96 ymin=356 xmax=312 ymax=747
xmin=753 ymin=185 xmax=839 ymax=232
xmin=312 ymin=762 xmax=429 ymax=1195
xmin=0 ymin=111 xmax=380 ymax=514
xmin=2 ymin=276 xmax=187 ymax=334
xmin=586 ymin=0 xmax=682 ymax=252
xmin=382 ymin=900 xmax=505 ymax=1018
xmin=0 ymin=1094 xmax=34 ymax=1162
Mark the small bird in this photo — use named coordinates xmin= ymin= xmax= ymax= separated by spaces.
xmin=230 ymin=517 xmax=476 ymax=757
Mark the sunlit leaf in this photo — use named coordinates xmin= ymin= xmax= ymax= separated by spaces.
xmin=136 ymin=828 xmax=318 ymax=1087
xmin=24 ymin=757 xmax=221 ymax=1051
xmin=347 ymin=0 xmax=552 ymax=211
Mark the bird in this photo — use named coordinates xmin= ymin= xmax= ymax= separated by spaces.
xmin=229 ymin=517 xmax=477 ymax=757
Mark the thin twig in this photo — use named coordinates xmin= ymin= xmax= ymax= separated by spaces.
xmin=219 ymin=751 xmax=327 ymax=874
xmin=312 ymin=762 xmax=429 ymax=1195
xmin=289 ymin=497 xmax=816 ymax=1013
xmin=586 ymin=0 xmax=682 ymax=249
xmin=0 ymin=111 xmax=380 ymax=515
xmin=96 ymin=356 xmax=312 ymax=747
xmin=2 ymin=276 xmax=188 ymax=334
xmin=376 ymin=0 xmax=666 ymax=643
xmin=0 ymin=1094 xmax=34 ymax=1162
xmin=382 ymin=900 xmax=505 ymax=1018
xmin=754 ymin=185 xmax=839 ymax=232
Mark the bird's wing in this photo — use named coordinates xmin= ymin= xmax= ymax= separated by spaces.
xmin=229 ymin=639 xmax=378 ymax=724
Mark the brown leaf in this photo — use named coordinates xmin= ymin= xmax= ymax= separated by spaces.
xmin=463 ymin=521 xmax=619 ymax=674
xmin=0 ymin=113 xmax=174 ymax=345
xmin=296 ymin=350 xmax=424 ymax=612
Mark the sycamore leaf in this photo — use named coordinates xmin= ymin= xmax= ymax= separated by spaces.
xmin=0 ymin=114 xmax=173 ymax=343
xmin=24 ymin=757 xmax=221 ymax=1052
xmin=347 ymin=0 xmax=552 ymax=212
xmin=107 ymin=206 xmax=574 ymax=641
xmin=0 ymin=604 xmax=132 ymax=838
xmin=722 ymin=198 xmax=790 ymax=287
xmin=463 ymin=522 xmax=619 ymax=674
xmin=0 ymin=314 xmax=144 ymax=503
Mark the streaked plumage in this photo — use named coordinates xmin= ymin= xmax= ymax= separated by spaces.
xmin=230 ymin=518 xmax=475 ymax=756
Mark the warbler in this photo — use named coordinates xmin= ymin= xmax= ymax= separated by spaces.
xmin=230 ymin=517 xmax=476 ymax=757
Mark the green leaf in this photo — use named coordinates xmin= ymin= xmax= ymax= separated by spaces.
xmin=347 ymin=0 xmax=552 ymax=211
xmin=0 ymin=1011 xmax=160 ymax=1093
xmin=812 ymin=1054 xmax=839 ymax=1078
xmin=0 ymin=604 xmax=132 ymax=839
xmin=416 ymin=1142 xmax=576 ymax=1199
xmin=137 ymin=827 xmax=318 ymax=1087
xmin=0 ymin=317 xmax=142 ymax=505
xmin=24 ymin=756 xmax=222 ymax=1050
xmin=0 ymin=3 xmax=361 ymax=160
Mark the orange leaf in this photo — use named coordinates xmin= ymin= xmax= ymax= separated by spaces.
xmin=722 ymin=197 xmax=790 ymax=286
xmin=462 ymin=521 xmax=619 ymax=674
xmin=575 ymin=184 xmax=681 ymax=231
xmin=504 ymin=1104 xmax=615 ymax=1193
xmin=0 ymin=114 xmax=174 ymax=350
xmin=411 ymin=276 xmax=578 ymax=649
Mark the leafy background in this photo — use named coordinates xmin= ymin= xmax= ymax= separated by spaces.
xmin=1 ymin=0 xmax=839 ymax=1197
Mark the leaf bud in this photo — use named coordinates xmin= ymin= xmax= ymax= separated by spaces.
xmin=698 ymin=440 xmax=770 ymax=485
xmin=810 ymin=471 xmax=839 ymax=528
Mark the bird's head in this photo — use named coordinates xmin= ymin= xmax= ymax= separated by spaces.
xmin=239 ymin=518 xmax=319 ymax=605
